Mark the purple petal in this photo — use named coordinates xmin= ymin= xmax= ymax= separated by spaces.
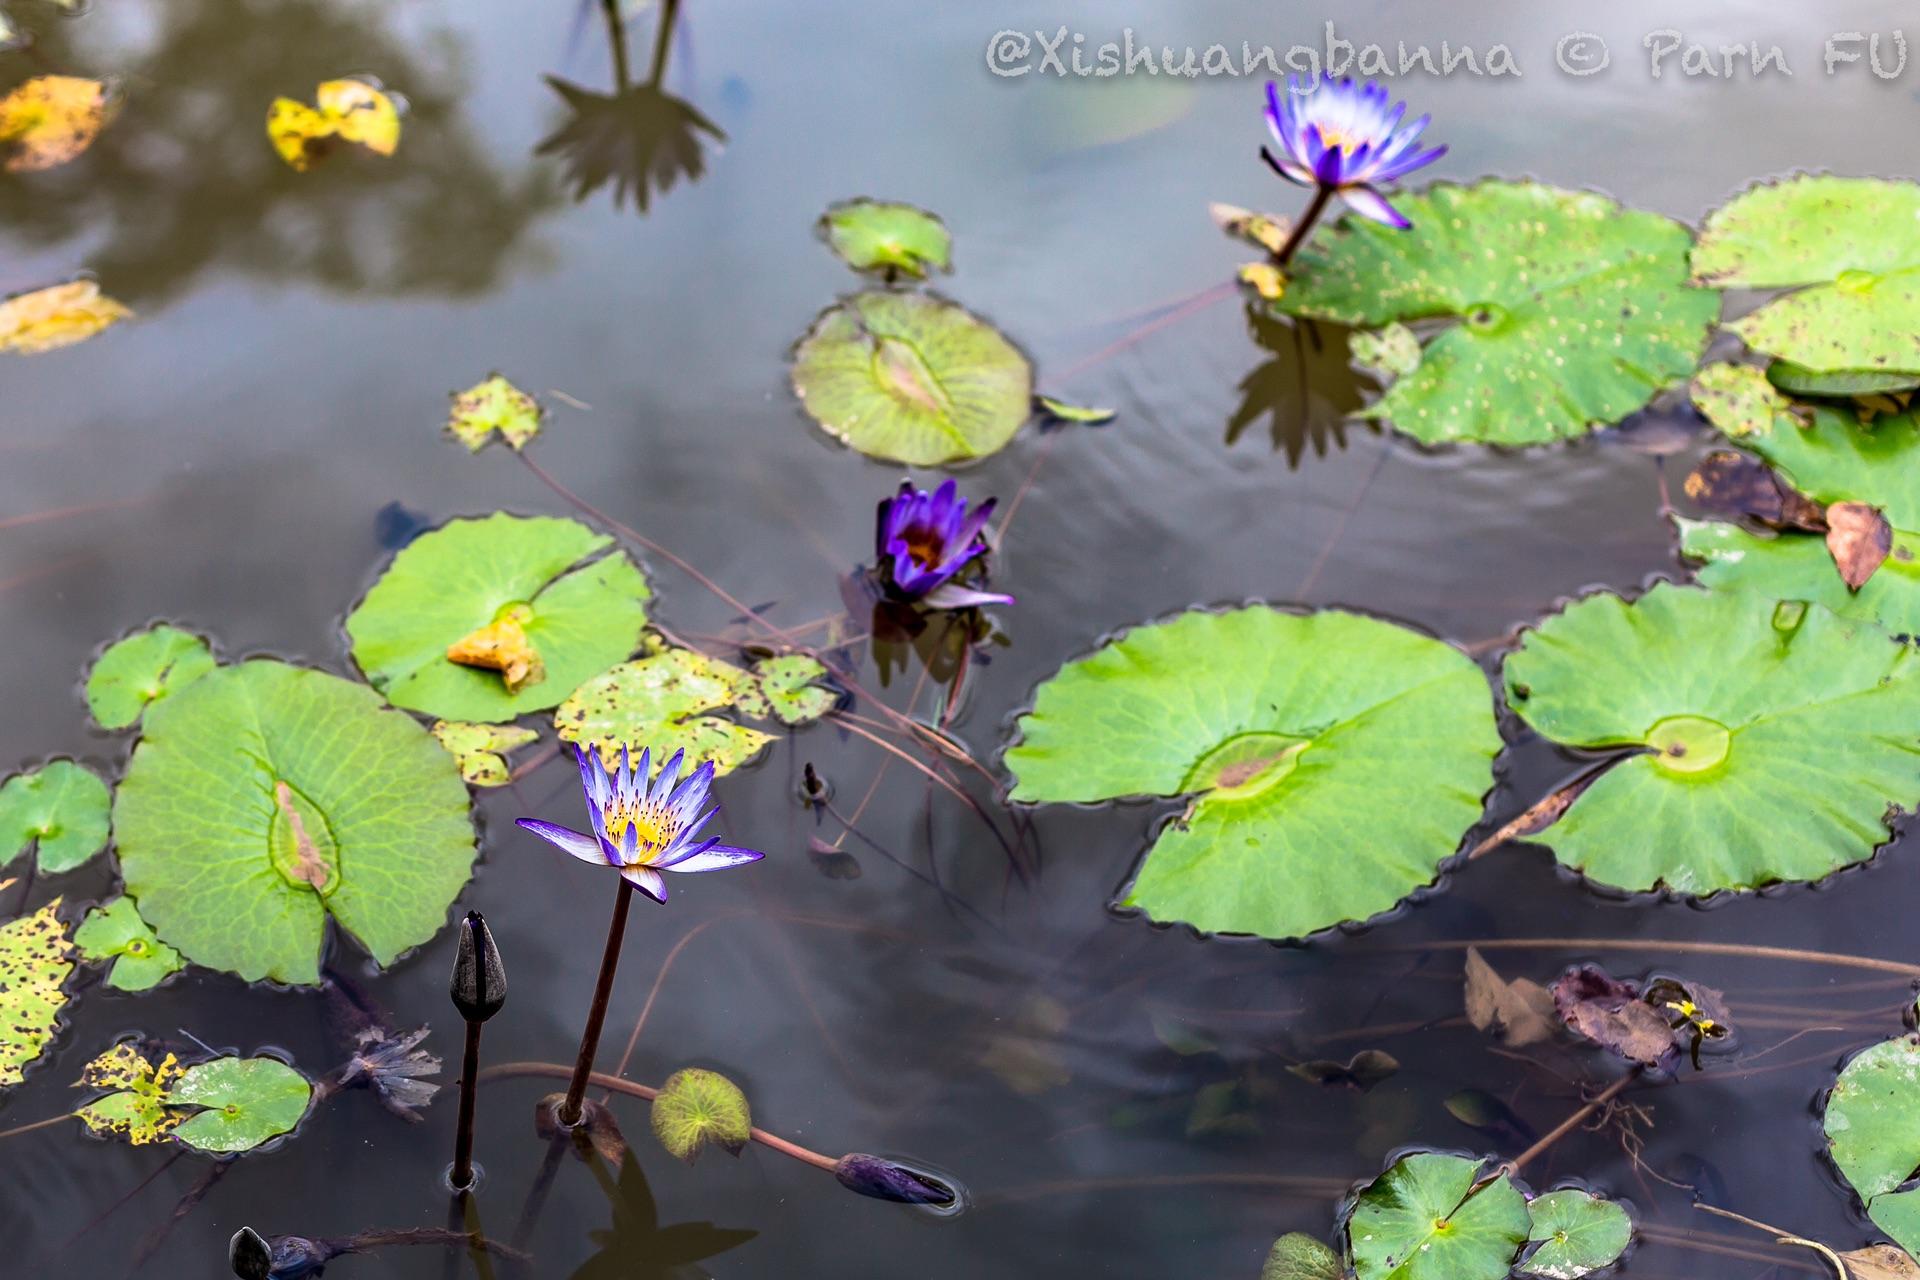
xmin=1313 ymin=145 xmax=1345 ymax=186
xmin=1338 ymin=185 xmax=1411 ymax=228
xmin=621 ymin=865 xmax=667 ymax=901
xmin=923 ymin=583 xmax=1015 ymax=609
xmin=516 ymin=818 xmax=614 ymax=866
xmin=664 ymin=844 xmax=766 ymax=873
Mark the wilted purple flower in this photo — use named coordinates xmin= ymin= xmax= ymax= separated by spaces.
xmin=337 ymin=1026 xmax=441 ymax=1122
xmin=874 ymin=479 xmax=1013 ymax=610
xmin=834 ymin=1153 xmax=956 ymax=1205
xmin=1261 ymin=77 xmax=1444 ymax=230
xmin=517 ymin=745 xmax=763 ymax=902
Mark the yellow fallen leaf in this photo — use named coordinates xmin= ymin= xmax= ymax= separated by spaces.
xmin=446 ymin=606 xmax=545 ymax=694
xmin=1238 ymin=261 xmax=1286 ymax=300
xmin=0 ymin=76 xmax=114 ymax=173
xmin=267 ymin=78 xmax=401 ymax=171
xmin=0 ymin=280 xmax=133 ymax=354
xmin=266 ymin=97 xmax=329 ymax=172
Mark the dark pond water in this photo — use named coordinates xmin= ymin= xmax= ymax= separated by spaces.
xmin=5 ymin=0 xmax=1920 ymax=1274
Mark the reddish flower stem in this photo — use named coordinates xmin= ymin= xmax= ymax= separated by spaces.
xmin=560 ymin=877 xmax=635 ymax=1126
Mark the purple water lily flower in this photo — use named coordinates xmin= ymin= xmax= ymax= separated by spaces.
xmin=517 ymin=744 xmax=763 ymax=902
xmin=875 ymin=479 xmax=1013 ymax=610
xmin=1261 ymin=77 xmax=1445 ymax=231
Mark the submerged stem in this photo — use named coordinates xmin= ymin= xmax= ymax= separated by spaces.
xmin=1495 ymin=1072 xmax=1636 ymax=1179
xmin=1399 ymin=937 xmax=1920 ymax=978
xmin=1693 ymin=1204 xmax=1849 ymax=1280
xmin=561 ymin=877 xmax=635 ymax=1126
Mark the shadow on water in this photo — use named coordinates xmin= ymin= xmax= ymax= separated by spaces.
xmin=0 ymin=0 xmax=553 ymax=304
xmin=1225 ymin=305 xmax=1372 ymax=468
xmin=570 ymin=1150 xmax=756 ymax=1280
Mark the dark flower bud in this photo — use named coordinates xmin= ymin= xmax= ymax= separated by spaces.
xmin=229 ymin=1227 xmax=272 ymax=1280
xmin=834 ymin=1153 xmax=956 ymax=1205
xmin=450 ymin=911 xmax=506 ymax=1022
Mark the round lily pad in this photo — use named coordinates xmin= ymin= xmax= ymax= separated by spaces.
xmin=85 ymin=624 xmax=215 ymax=730
xmin=790 ymin=290 xmax=1033 ymax=466
xmin=346 ymin=513 xmax=651 ymax=723
xmin=651 ymin=1066 xmax=751 ymax=1164
xmin=1694 ymin=176 xmax=1920 ymax=374
xmin=740 ymin=654 xmax=836 ymax=725
xmin=0 ymin=760 xmax=111 ymax=875
xmin=819 ymin=199 xmax=952 ymax=278
xmin=168 ymin=1056 xmax=312 ymax=1153
xmin=0 ymin=900 xmax=75 ymax=1090
xmin=1280 ymin=180 xmax=1719 ymax=445
xmin=114 ymin=659 xmax=477 ymax=985
xmin=1004 ymin=607 xmax=1500 ymax=940
xmin=555 ymin=645 xmax=774 ymax=777
xmin=1348 ymin=1152 xmax=1531 ymax=1280
xmin=1503 ymin=582 xmax=1920 ymax=894
xmin=1262 ymin=1233 xmax=1343 ymax=1280
xmin=1519 ymin=1190 xmax=1632 ymax=1279
xmin=1825 ymin=1036 xmax=1920 ymax=1256
xmin=74 ymin=897 xmax=185 ymax=991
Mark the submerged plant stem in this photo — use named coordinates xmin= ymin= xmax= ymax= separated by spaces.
xmin=1401 ymin=937 xmax=1920 ymax=979
xmin=561 ymin=877 xmax=635 ymax=1127
xmin=1495 ymin=1071 xmax=1635 ymax=1178
xmin=1693 ymin=1205 xmax=1848 ymax=1280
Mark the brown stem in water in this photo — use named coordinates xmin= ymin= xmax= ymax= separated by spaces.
xmin=1692 ymin=1205 xmax=1848 ymax=1280
xmin=1394 ymin=938 xmax=1920 ymax=978
xmin=126 ymin=1156 xmax=230 ymax=1278
xmin=1494 ymin=1072 xmax=1636 ymax=1179
xmin=450 ymin=1018 xmax=484 ymax=1190
xmin=561 ymin=877 xmax=635 ymax=1126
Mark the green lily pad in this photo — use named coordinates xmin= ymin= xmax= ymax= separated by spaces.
xmin=790 ymin=290 xmax=1033 ymax=466
xmin=555 ymin=645 xmax=774 ymax=777
xmin=651 ymin=1066 xmax=751 ymax=1164
xmin=1503 ymin=582 xmax=1920 ymax=893
xmin=1004 ymin=607 xmax=1500 ymax=940
xmin=1769 ymin=361 xmax=1920 ymax=398
xmin=1262 ymin=1233 xmax=1344 ymax=1280
xmin=819 ymin=199 xmax=952 ymax=278
xmin=73 ymin=897 xmax=185 ymax=991
xmin=85 ymin=625 xmax=215 ymax=730
xmin=0 ymin=899 xmax=75 ymax=1090
xmin=1034 ymin=395 xmax=1118 ymax=426
xmin=1825 ymin=1036 xmax=1920 ymax=1256
xmin=1519 ymin=1190 xmax=1632 ymax=1279
xmin=742 ymin=655 xmax=836 ymax=725
xmin=1279 ymin=180 xmax=1718 ymax=445
xmin=447 ymin=374 xmax=542 ymax=451
xmin=346 ymin=513 xmax=651 ymax=723
xmin=0 ymin=760 xmax=110 ymax=875
xmin=72 ymin=1042 xmax=186 ymax=1144
xmin=1693 ymin=176 xmax=1920 ymax=373
xmin=167 ymin=1055 xmax=312 ymax=1153
xmin=114 ymin=658 xmax=477 ymax=985
xmin=431 ymin=720 xmax=540 ymax=787
xmin=1679 ymin=518 xmax=1920 ymax=636
xmin=1692 ymin=363 xmax=1792 ymax=439
xmin=1350 ymin=323 xmax=1422 ymax=379
xmin=1348 ymin=1152 xmax=1531 ymax=1280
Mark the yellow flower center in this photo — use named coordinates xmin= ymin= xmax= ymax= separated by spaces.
xmin=604 ymin=798 xmax=679 ymax=863
xmin=1314 ymin=123 xmax=1362 ymax=155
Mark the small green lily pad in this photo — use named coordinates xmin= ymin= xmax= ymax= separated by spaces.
xmin=1034 ymin=395 xmax=1117 ymax=426
xmin=651 ymin=1066 xmax=751 ymax=1164
xmin=555 ymin=645 xmax=774 ymax=776
xmin=1680 ymin=518 xmax=1920 ymax=636
xmin=1005 ymin=607 xmax=1500 ymax=940
xmin=744 ymin=655 xmax=836 ymax=725
xmin=1693 ymin=176 xmax=1920 ymax=373
xmin=1519 ymin=1191 xmax=1632 ymax=1279
xmin=447 ymin=374 xmax=543 ymax=451
xmin=1280 ymin=180 xmax=1719 ymax=444
xmin=1503 ymin=582 xmax=1920 ymax=893
xmin=167 ymin=1056 xmax=312 ymax=1153
xmin=1262 ymin=1233 xmax=1344 ymax=1280
xmin=84 ymin=625 xmax=215 ymax=730
xmin=431 ymin=720 xmax=540 ymax=787
xmin=1348 ymin=1152 xmax=1531 ymax=1280
xmin=1692 ymin=363 xmax=1791 ymax=438
xmin=1350 ymin=323 xmax=1422 ymax=378
xmin=115 ymin=659 xmax=476 ymax=985
xmin=347 ymin=513 xmax=651 ymax=723
xmin=0 ymin=900 xmax=75 ymax=1090
xmin=1825 ymin=1036 xmax=1920 ymax=1256
xmin=819 ymin=199 xmax=952 ymax=278
xmin=0 ymin=761 xmax=110 ymax=875
xmin=790 ymin=290 xmax=1033 ymax=466
xmin=73 ymin=897 xmax=185 ymax=991
xmin=72 ymin=1042 xmax=185 ymax=1144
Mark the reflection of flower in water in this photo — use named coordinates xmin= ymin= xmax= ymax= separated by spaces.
xmin=535 ymin=77 xmax=724 ymax=212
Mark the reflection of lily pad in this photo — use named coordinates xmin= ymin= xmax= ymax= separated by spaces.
xmin=74 ymin=897 xmax=185 ymax=991
xmin=115 ymin=659 xmax=476 ymax=985
xmin=1349 ymin=1152 xmax=1531 ymax=1280
xmin=1005 ymin=607 xmax=1500 ymax=940
xmin=168 ymin=1055 xmax=312 ymax=1153
xmin=790 ymin=291 xmax=1033 ymax=466
xmin=347 ymin=513 xmax=651 ymax=723
xmin=85 ymin=624 xmax=215 ymax=730
xmin=1693 ymin=176 xmax=1920 ymax=374
xmin=1519 ymin=1190 xmax=1632 ymax=1279
xmin=820 ymin=199 xmax=952 ymax=278
xmin=1826 ymin=1036 xmax=1920 ymax=1256
xmin=555 ymin=646 xmax=773 ymax=776
xmin=0 ymin=760 xmax=111 ymax=874
xmin=651 ymin=1067 xmax=751 ymax=1164
xmin=1504 ymin=582 xmax=1920 ymax=893
xmin=1281 ymin=180 xmax=1718 ymax=445
xmin=0 ymin=900 xmax=76 ymax=1090
xmin=72 ymin=1042 xmax=185 ymax=1144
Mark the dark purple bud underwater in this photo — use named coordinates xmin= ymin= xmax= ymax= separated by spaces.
xmin=834 ymin=1153 xmax=956 ymax=1205
xmin=450 ymin=910 xmax=506 ymax=1022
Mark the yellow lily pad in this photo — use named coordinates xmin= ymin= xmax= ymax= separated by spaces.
xmin=72 ymin=1043 xmax=186 ymax=1145
xmin=447 ymin=375 xmax=542 ymax=452
xmin=431 ymin=720 xmax=539 ymax=787
xmin=267 ymin=77 xmax=401 ymax=172
xmin=0 ymin=280 xmax=132 ymax=355
xmin=0 ymin=899 xmax=76 ymax=1090
xmin=0 ymin=75 xmax=114 ymax=172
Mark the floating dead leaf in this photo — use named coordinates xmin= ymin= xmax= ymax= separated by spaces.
xmin=1684 ymin=450 xmax=1827 ymax=531
xmin=1211 ymin=202 xmax=1291 ymax=255
xmin=1287 ymin=1050 xmax=1398 ymax=1091
xmin=1553 ymin=965 xmax=1678 ymax=1070
xmin=447 ymin=375 xmax=542 ymax=452
xmin=267 ymin=78 xmax=401 ymax=171
xmin=1826 ymin=501 xmax=1894 ymax=589
xmin=1464 ymin=947 xmax=1556 ymax=1047
xmin=0 ymin=280 xmax=132 ymax=355
xmin=0 ymin=75 xmax=114 ymax=172
xmin=1843 ymin=1245 xmax=1920 ymax=1280
xmin=804 ymin=835 xmax=861 ymax=880
xmin=446 ymin=606 xmax=544 ymax=694
xmin=1239 ymin=262 xmax=1286 ymax=300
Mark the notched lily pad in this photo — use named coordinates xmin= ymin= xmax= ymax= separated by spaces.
xmin=1348 ymin=1151 xmax=1531 ymax=1280
xmin=168 ymin=1055 xmax=312 ymax=1153
xmin=1519 ymin=1190 xmax=1632 ymax=1279
xmin=819 ymin=199 xmax=952 ymax=278
xmin=72 ymin=1042 xmax=186 ymax=1144
xmin=1262 ymin=1232 xmax=1343 ymax=1280
xmin=74 ymin=897 xmax=185 ymax=991
xmin=0 ymin=279 xmax=131 ymax=354
xmin=1005 ymin=606 xmax=1500 ymax=941
xmin=0 ymin=75 xmax=114 ymax=172
xmin=738 ymin=654 xmax=837 ymax=726
xmin=790 ymin=290 xmax=1033 ymax=466
xmin=431 ymin=720 xmax=539 ymax=787
xmin=0 ymin=899 xmax=76 ymax=1090
xmin=447 ymin=375 xmax=542 ymax=452
xmin=0 ymin=760 xmax=110 ymax=874
xmin=85 ymin=624 xmax=216 ymax=730
xmin=1826 ymin=1036 xmax=1920 ymax=1256
xmin=556 ymin=642 xmax=773 ymax=776
xmin=651 ymin=1067 xmax=751 ymax=1164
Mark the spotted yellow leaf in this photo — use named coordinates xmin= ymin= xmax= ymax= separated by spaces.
xmin=267 ymin=78 xmax=401 ymax=171
xmin=0 ymin=75 xmax=114 ymax=172
xmin=0 ymin=280 xmax=133 ymax=354
xmin=72 ymin=1043 xmax=186 ymax=1144
xmin=0 ymin=899 xmax=76 ymax=1090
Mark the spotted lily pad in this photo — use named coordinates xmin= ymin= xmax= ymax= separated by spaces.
xmin=346 ymin=513 xmax=651 ymax=723
xmin=1262 ymin=1233 xmax=1344 ymax=1280
xmin=447 ymin=375 xmax=542 ymax=452
xmin=1692 ymin=363 xmax=1791 ymax=439
xmin=1769 ymin=362 xmax=1920 ymax=399
xmin=1503 ymin=582 xmax=1920 ymax=893
xmin=651 ymin=1067 xmax=751 ymax=1164
xmin=114 ymin=659 xmax=476 ymax=985
xmin=85 ymin=625 xmax=216 ymax=730
xmin=0 ymin=761 xmax=110 ymax=874
xmin=1825 ymin=1036 xmax=1920 ymax=1256
xmin=819 ymin=199 xmax=952 ymax=278
xmin=72 ymin=1042 xmax=185 ymax=1143
xmin=1693 ymin=176 xmax=1920 ymax=374
xmin=431 ymin=721 xmax=540 ymax=787
xmin=790 ymin=291 xmax=1033 ymax=466
xmin=1280 ymin=180 xmax=1718 ymax=445
xmin=1348 ymin=1152 xmax=1531 ymax=1280
xmin=1004 ymin=607 xmax=1500 ymax=940
xmin=1519 ymin=1191 xmax=1632 ymax=1279
xmin=168 ymin=1055 xmax=312 ymax=1153
xmin=0 ymin=900 xmax=75 ymax=1089
xmin=736 ymin=655 xmax=836 ymax=725
xmin=73 ymin=897 xmax=185 ymax=991
xmin=555 ymin=644 xmax=773 ymax=776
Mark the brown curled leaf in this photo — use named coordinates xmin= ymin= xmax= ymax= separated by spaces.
xmin=1826 ymin=501 xmax=1894 ymax=589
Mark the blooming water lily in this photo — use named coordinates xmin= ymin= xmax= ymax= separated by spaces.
xmin=874 ymin=478 xmax=1013 ymax=609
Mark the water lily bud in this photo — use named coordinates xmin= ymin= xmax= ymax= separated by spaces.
xmin=229 ymin=1227 xmax=272 ymax=1280
xmin=450 ymin=910 xmax=506 ymax=1022
xmin=834 ymin=1153 xmax=955 ymax=1205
